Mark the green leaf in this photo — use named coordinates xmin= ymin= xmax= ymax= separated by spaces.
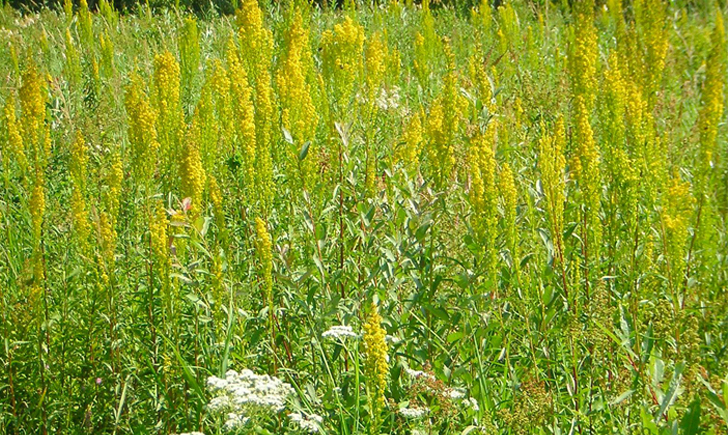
xmin=654 ymin=362 xmax=685 ymax=424
xmin=679 ymin=399 xmax=701 ymax=435
xmin=299 ymin=141 xmax=311 ymax=161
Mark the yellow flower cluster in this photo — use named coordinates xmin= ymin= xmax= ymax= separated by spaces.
xmin=210 ymin=59 xmax=233 ymax=157
xmin=568 ymin=0 xmax=597 ymax=111
xmin=65 ymin=30 xmax=82 ymax=88
xmin=125 ymin=73 xmax=159 ymax=182
xmin=70 ymin=132 xmax=90 ymax=251
xmin=30 ymin=173 xmax=45 ymax=249
xmin=2 ymin=96 xmax=27 ymax=172
xmin=226 ymin=41 xmax=257 ymax=190
xmin=153 ymin=51 xmax=183 ymax=169
xmin=539 ymin=118 xmax=566 ymax=261
xmin=469 ymin=121 xmax=498 ymax=284
xmin=426 ymin=40 xmax=467 ymax=186
xmin=105 ymin=151 xmax=123 ymax=224
xmin=397 ymin=109 xmax=423 ymax=173
xmin=149 ymin=203 xmax=170 ymax=292
xmin=322 ymin=16 xmax=365 ymax=105
xmin=277 ymin=11 xmax=318 ymax=188
xmin=365 ymin=32 xmax=387 ymax=106
xmin=180 ymin=127 xmax=206 ymax=217
xmin=79 ymin=0 xmax=93 ymax=45
xmin=362 ymin=302 xmax=388 ymax=432
xmin=696 ymin=11 xmax=725 ymax=194
xmin=19 ymin=64 xmax=47 ymax=162
xmin=662 ymin=177 xmax=694 ymax=294
xmin=634 ymin=0 xmax=668 ymax=103
xmin=237 ymin=0 xmax=273 ymax=73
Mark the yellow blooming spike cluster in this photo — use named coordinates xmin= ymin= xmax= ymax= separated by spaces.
xmin=321 ymin=16 xmax=365 ymax=108
xmin=469 ymin=121 xmax=498 ymax=286
xmin=19 ymin=64 xmax=48 ymax=165
xmin=568 ymin=0 xmax=601 ymax=277
xmin=125 ymin=73 xmax=159 ymax=183
xmin=696 ymin=11 xmax=725 ymax=195
xmin=153 ymin=51 xmax=183 ymax=180
xmin=178 ymin=17 xmax=200 ymax=92
xmin=226 ymin=41 xmax=257 ymax=190
xmin=70 ymin=132 xmax=90 ymax=251
xmin=2 ymin=96 xmax=27 ymax=172
xmin=426 ymin=39 xmax=467 ymax=187
xmin=180 ymin=125 xmax=207 ymax=217
xmin=362 ymin=302 xmax=388 ymax=433
xmin=277 ymin=10 xmax=318 ymax=188
xmin=364 ymin=31 xmax=387 ymax=108
xmin=499 ymin=162 xmax=518 ymax=275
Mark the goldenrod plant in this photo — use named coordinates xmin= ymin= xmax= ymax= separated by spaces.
xmin=0 ymin=1 xmax=726 ymax=434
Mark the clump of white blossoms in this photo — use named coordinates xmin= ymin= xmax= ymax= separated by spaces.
xmin=399 ymin=406 xmax=429 ymax=419
xmin=404 ymin=367 xmax=435 ymax=382
xmin=375 ymin=86 xmax=401 ymax=111
xmin=289 ymin=412 xmax=324 ymax=433
xmin=206 ymin=369 xmax=295 ymax=431
xmin=322 ymin=325 xmax=359 ymax=341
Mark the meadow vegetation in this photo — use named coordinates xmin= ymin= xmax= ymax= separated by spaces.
xmin=0 ymin=0 xmax=727 ymax=433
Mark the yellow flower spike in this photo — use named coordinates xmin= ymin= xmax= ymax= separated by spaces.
xmin=469 ymin=121 xmax=498 ymax=287
xmin=362 ymin=302 xmax=388 ymax=434
xmin=277 ymin=10 xmax=318 ymax=188
xmin=2 ymin=96 xmax=27 ymax=172
xmin=180 ymin=127 xmax=206 ymax=218
xmin=153 ymin=51 xmax=183 ymax=175
xmin=125 ymin=73 xmax=159 ymax=183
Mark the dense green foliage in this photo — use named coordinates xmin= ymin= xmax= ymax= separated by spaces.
xmin=1 ymin=0 xmax=727 ymax=434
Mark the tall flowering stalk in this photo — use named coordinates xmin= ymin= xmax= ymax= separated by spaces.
xmin=125 ymin=73 xmax=159 ymax=185
xmin=226 ymin=40 xmax=257 ymax=195
xmin=2 ymin=96 xmax=27 ymax=174
xmin=469 ymin=121 xmax=498 ymax=289
xmin=426 ymin=39 xmax=467 ymax=188
xmin=69 ymin=132 xmax=90 ymax=252
xmin=362 ymin=302 xmax=388 ymax=435
xmin=499 ymin=163 xmax=518 ymax=281
xmin=277 ymin=10 xmax=318 ymax=189
xmin=237 ymin=0 xmax=274 ymax=215
xmin=255 ymin=217 xmax=275 ymax=344
xmin=178 ymin=17 xmax=200 ymax=98
xmin=539 ymin=118 xmax=568 ymax=301
xmin=180 ymin=126 xmax=206 ymax=218
xmin=153 ymin=51 xmax=183 ymax=186
xmin=321 ymin=16 xmax=365 ymax=112
xmin=568 ymin=0 xmax=601 ymax=293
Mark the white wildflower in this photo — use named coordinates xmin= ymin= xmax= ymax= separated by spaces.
xmin=399 ymin=406 xmax=429 ymax=419
xmin=289 ymin=412 xmax=324 ymax=433
xmin=205 ymin=368 xmax=294 ymax=429
xmin=447 ymin=388 xmax=466 ymax=400
xmin=376 ymin=87 xmax=401 ymax=111
xmin=176 ymin=432 xmax=205 ymax=435
xmin=322 ymin=325 xmax=359 ymax=340
xmin=223 ymin=412 xmax=249 ymax=431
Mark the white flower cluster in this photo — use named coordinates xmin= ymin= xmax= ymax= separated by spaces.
xmin=376 ymin=87 xmax=401 ymax=111
xmin=176 ymin=432 xmax=205 ymax=435
xmin=399 ymin=406 xmax=429 ymax=419
xmin=322 ymin=325 xmax=359 ymax=341
xmin=206 ymin=369 xmax=294 ymax=431
xmin=289 ymin=412 xmax=324 ymax=433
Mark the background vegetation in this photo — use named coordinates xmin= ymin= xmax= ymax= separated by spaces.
xmin=0 ymin=0 xmax=727 ymax=434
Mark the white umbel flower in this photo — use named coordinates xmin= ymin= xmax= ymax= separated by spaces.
xmin=205 ymin=369 xmax=294 ymax=431
xmin=399 ymin=406 xmax=429 ymax=419
xmin=289 ymin=412 xmax=324 ymax=433
xmin=322 ymin=325 xmax=359 ymax=340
